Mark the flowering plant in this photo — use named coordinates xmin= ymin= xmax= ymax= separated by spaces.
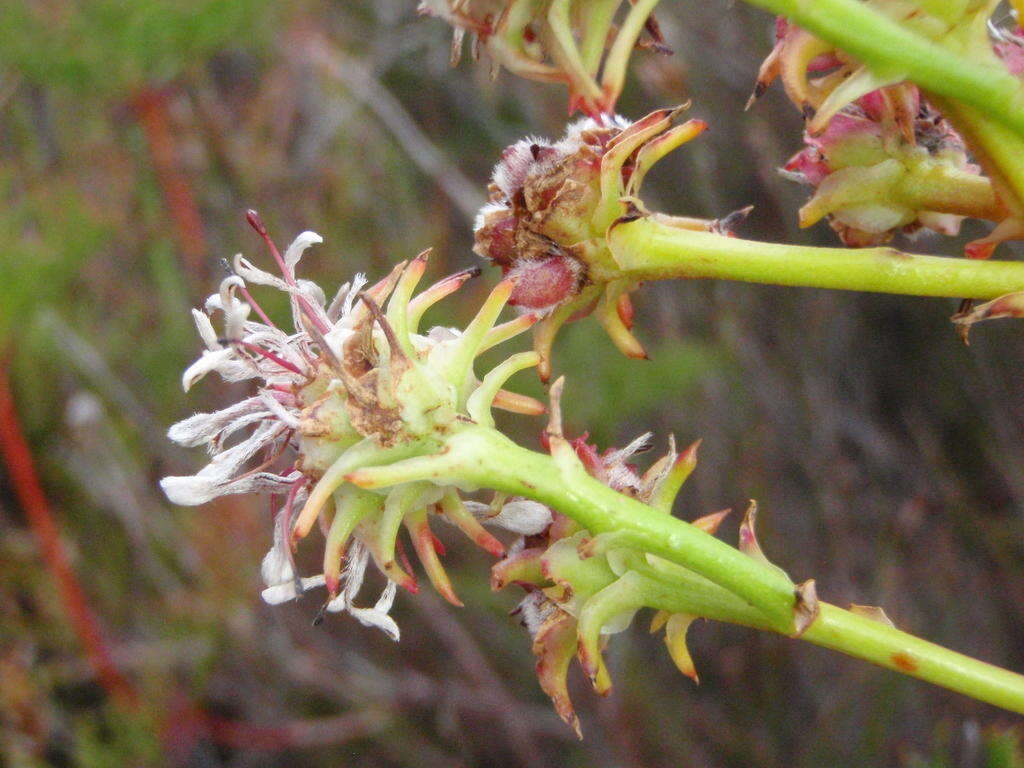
xmin=159 ymin=0 xmax=1024 ymax=740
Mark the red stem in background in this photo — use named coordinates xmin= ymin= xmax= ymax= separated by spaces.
xmin=0 ymin=362 xmax=369 ymax=753
xmin=0 ymin=362 xmax=139 ymax=707
xmin=132 ymin=87 xmax=208 ymax=275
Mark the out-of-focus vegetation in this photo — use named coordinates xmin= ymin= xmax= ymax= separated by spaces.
xmin=1 ymin=1 xmax=1023 ymax=766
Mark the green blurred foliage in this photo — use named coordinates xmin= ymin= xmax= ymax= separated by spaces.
xmin=0 ymin=0 xmax=271 ymax=91
xmin=0 ymin=170 xmax=110 ymax=344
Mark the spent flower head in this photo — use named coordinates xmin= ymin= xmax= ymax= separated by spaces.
xmin=488 ymin=380 xmax=806 ymax=736
xmin=418 ymin=0 xmax=670 ymax=117
xmin=474 ymin=106 xmax=746 ymax=378
xmin=162 ymin=212 xmax=547 ymax=636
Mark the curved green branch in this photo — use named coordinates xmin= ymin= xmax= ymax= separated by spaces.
xmin=436 ymin=425 xmax=1024 ymax=715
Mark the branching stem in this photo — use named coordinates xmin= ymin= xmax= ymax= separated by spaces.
xmin=433 ymin=425 xmax=1024 ymax=714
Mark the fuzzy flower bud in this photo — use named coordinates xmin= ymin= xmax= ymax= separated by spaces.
xmin=781 ymin=92 xmax=989 ymax=246
xmin=162 ymin=214 xmax=547 ymax=636
xmin=418 ymin=0 xmax=670 ymax=117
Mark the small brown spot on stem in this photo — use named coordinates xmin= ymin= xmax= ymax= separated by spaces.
xmin=891 ymin=652 xmax=918 ymax=672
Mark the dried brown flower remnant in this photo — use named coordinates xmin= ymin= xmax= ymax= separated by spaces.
xmin=474 ymin=107 xmax=731 ymax=378
xmin=418 ymin=0 xmax=669 ymax=117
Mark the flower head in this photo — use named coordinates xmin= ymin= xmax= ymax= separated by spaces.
xmin=488 ymin=379 xmax=753 ymax=736
xmin=419 ymin=0 xmax=670 ymax=117
xmin=162 ymin=212 xmax=547 ymax=636
xmin=750 ymin=6 xmax=1013 ymax=250
xmin=781 ymin=91 xmax=986 ymax=246
xmin=474 ymin=107 xmax=739 ymax=378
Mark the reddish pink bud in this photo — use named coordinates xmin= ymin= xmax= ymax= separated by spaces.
xmin=507 ymin=257 xmax=581 ymax=311
xmin=996 ymin=28 xmax=1024 ymax=76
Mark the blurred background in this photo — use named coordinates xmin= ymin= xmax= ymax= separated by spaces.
xmin=2 ymin=1 xmax=1024 ymax=766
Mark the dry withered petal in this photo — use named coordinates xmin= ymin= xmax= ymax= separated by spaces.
xmin=419 ymin=0 xmax=669 ymax=117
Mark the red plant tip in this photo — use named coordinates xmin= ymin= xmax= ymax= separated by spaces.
xmin=431 ymin=532 xmax=446 ymax=556
xmin=677 ymin=438 xmax=701 ymax=467
xmin=965 ymin=241 xmax=997 ymax=260
xmin=325 ymin=574 xmax=341 ymax=598
xmin=245 ymin=209 xmax=267 ymax=236
xmin=477 ymin=534 xmax=506 ymax=559
xmin=616 ymin=294 xmax=635 ymax=329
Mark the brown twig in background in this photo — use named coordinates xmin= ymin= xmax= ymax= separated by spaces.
xmin=131 ymin=87 xmax=208 ymax=275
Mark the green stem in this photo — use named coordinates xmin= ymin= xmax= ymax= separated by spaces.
xmin=447 ymin=427 xmax=799 ymax=631
xmin=805 ymin=604 xmax=1024 ymax=714
xmin=897 ymin=165 xmax=1002 ymax=221
xmin=605 ymin=217 xmax=1024 ymax=298
xmin=441 ymin=427 xmax=1024 ymax=713
xmin=929 ymin=94 xmax=1024 ymax=217
xmin=740 ymin=0 xmax=1024 ymax=138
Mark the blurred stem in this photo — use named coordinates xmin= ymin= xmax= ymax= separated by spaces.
xmin=605 ymin=217 xmax=1024 ymax=299
xmin=131 ymin=88 xmax=208 ymax=275
xmin=436 ymin=426 xmax=1024 ymax=714
xmin=739 ymin=0 xmax=1024 ymax=138
xmin=0 ymin=360 xmax=138 ymax=707
xmin=928 ymin=94 xmax=1024 ymax=218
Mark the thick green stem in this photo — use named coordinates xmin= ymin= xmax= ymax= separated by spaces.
xmin=441 ymin=427 xmax=1024 ymax=713
xmin=897 ymin=166 xmax=1002 ymax=221
xmin=740 ymin=0 xmax=1024 ymax=138
xmin=605 ymin=217 xmax=1024 ymax=298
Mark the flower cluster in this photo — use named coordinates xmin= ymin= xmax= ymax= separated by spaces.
xmin=418 ymin=0 xmax=670 ymax=117
xmin=780 ymin=89 xmax=988 ymax=247
xmin=161 ymin=213 xmax=547 ymax=637
xmin=474 ymin=107 xmax=738 ymax=378
xmin=488 ymin=381 xmax=792 ymax=736
xmin=750 ymin=11 xmax=1004 ymax=247
xmin=751 ymin=5 xmax=995 ymax=132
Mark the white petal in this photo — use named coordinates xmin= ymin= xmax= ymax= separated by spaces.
xmin=283 ymin=231 xmax=323 ymax=269
xmin=487 ymin=499 xmax=552 ymax=535
xmin=342 ymin=542 xmax=370 ymax=602
xmin=605 ymin=432 xmax=654 ymax=464
xmin=192 ymin=309 xmax=222 ymax=351
xmin=261 ymin=542 xmax=295 ymax=587
xmin=167 ymin=397 xmax=268 ymax=447
xmin=233 ymin=254 xmax=290 ymax=292
xmin=258 ymin=390 xmax=300 ymax=428
xmin=345 ymin=604 xmax=400 ymax=641
xmin=159 ymin=474 xmax=219 ymax=505
xmin=261 ymin=574 xmax=326 ymax=605
xmin=182 ymin=348 xmax=235 ymax=391
xmin=373 ymin=580 xmax=398 ymax=613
